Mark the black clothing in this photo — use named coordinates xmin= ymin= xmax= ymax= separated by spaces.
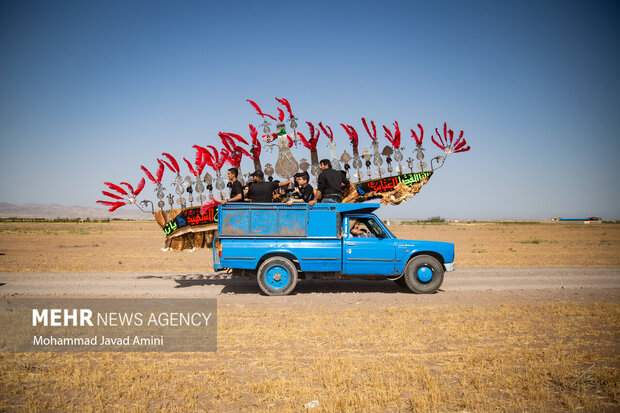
xmin=298 ymin=184 xmax=314 ymax=203
xmin=229 ymin=180 xmax=244 ymax=201
xmin=247 ymin=181 xmax=279 ymax=202
xmin=317 ymin=168 xmax=349 ymax=199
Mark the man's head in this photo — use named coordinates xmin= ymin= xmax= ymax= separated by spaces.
xmin=295 ymin=171 xmax=310 ymax=186
xmin=319 ymin=159 xmax=331 ymax=171
xmin=227 ymin=168 xmax=238 ymax=181
xmin=250 ymin=170 xmax=264 ymax=182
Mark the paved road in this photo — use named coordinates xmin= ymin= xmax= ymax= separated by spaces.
xmin=1 ymin=268 xmax=618 ymax=307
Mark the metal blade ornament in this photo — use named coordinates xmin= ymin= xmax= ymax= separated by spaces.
xmin=361 ymin=117 xmax=384 ymax=177
xmin=340 ymin=150 xmax=352 ymax=179
xmin=187 ymin=185 xmax=194 ymax=206
xmin=276 ymin=97 xmax=299 ymax=147
xmin=214 ymin=170 xmax=225 ymax=200
xmin=411 ymin=123 xmax=426 ymax=171
xmin=175 ymin=181 xmax=184 ymax=196
xmin=361 ymin=148 xmax=373 ymax=178
xmin=328 ymin=139 xmax=340 ymax=171
xmin=371 ymin=141 xmax=383 ymax=176
xmin=299 ymin=158 xmax=310 ymax=172
xmin=382 ymin=146 xmax=394 ymax=174
xmin=407 ymin=157 xmax=415 ymax=173
xmin=167 ymin=193 xmax=174 ymax=211
xmin=288 ymin=116 xmax=299 ymax=146
xmin=274 ymin=124 xmax=299 ymax=179
xmin=194 ymin=176 xmax=206 ymax=204
xmin=264 ymin=163 xmax=275 ymax=180
xmin=156 ymin=184 xmax=165 ymax=210
xmin=319 ymin=122 xmax=341 ymax=171
xmin=394 ymin=148 xmax=405 ymax=174
xmin=341 ymin=124 xmax=362 ymax=181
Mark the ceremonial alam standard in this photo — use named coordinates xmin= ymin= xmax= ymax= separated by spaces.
xmin=98 ymin=98 xmax=470 ymax=295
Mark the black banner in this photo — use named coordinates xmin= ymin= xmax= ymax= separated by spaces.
xmin=162 ymin=206 xmax=218 ymax=237
xmin=355 ymin=171 xmax=433 ymax=195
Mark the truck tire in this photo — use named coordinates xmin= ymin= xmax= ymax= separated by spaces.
xmin=403 ymin=255 xmax=444 ymax=294
xmin=257 ymin=256 xmax=298 ymax=296
xmin=392 ymin=276 xmax=408 ymax=288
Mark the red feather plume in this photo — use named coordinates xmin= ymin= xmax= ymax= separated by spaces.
xmin=362 ymin=118 xmax=377 ymax=141
xmin=275 ymin=97 xmax=293 ymax=118
xmin=161 ymin=153 xmax=179 ymax=173
xmin=249 ymin=124 xmax=261 ymax=160
xmin=97 ymin=200 xmax=126 ymax=212
xmin=223 ymin=132 xmax=249 ymax=145
xmin=411 ymin=124 xmax=424 ymax=145
xmin=133 ymin=178 xmax=145 ymax=195
xmin=155 ymin=159 xmax=164 ymax=182
xmin=277 ymin=108 xmax=285 ymax=122
xmin=103 ymin=182 xmax=128 ymax=196
xmin=297 ymin=131 xmax=312 ymax=150
xmin=141 ymin=165 xmax=157 ymax=183
xmin=160 ymin=159 xmax=175 ymax=174
xmin=102 ymin=191 xmax=124 ymax=200
xmin=247 ymin=99 xmax=277 ymax=121
xmin=120 ymin=178 xmax=145 ymax=196
xmin=340 ymin=124 xmax=359 ymax=150
xmin=119 ymin=182 xmax=134 ymax=194
xmin=383 ymin=121 xmax=401 ymax=149
xmin=318 ymin=122 xmax=333 ymax=141
xmin=183 ymin=157 xmax=198 ymax=176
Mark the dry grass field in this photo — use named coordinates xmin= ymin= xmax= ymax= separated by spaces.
xmin=0 ymin=221 xmax=619 ymax=411
xmin=0 ymin=303 xmax=618 ymax=412
xmin=0 ymin=220 xmax=619 ymax=272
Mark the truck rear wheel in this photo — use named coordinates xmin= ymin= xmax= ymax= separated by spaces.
xmin=257 ymin=257 xmax=298 ymax=296
xmin=403 ymin=255 xmax=444 ymax=294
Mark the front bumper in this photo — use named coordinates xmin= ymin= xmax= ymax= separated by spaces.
xmin=444 ymin=262 xmax=455 ymax=272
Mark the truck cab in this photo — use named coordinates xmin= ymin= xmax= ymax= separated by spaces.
xmin=213 ymin=203 xmax=455 ymax=295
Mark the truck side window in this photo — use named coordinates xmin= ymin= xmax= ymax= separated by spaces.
xmin=350 ymin=218 xmax=382 ymax=238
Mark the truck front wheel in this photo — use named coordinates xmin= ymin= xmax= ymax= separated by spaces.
xmin=403 ymin=255 xmax=444 ymax=294
xmin=257 ymin=257 xmax=298 ymax=296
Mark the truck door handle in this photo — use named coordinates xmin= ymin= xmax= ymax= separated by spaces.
xmin=347 ymin=242 xmax=356 ymax=246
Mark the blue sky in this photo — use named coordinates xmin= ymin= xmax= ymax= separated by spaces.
xmin=1 ymin=0 xmax=619 ymax=219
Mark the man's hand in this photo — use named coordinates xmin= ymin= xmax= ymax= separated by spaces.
xmin=286 ymin=199 xmax=294 ymax=206
xmin=221 ymin=199 xmax=228 ymax=205
xmin=308 ymin=200 xmax=316 ymax=207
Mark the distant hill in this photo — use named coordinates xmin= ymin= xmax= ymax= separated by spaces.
xmin=0 ymin=202 xmax=150 ymax=220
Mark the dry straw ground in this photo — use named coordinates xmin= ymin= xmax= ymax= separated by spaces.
xmin=0 ymin=220 xmax=619 ymax=272
xmin=0 ymin=221 xmax=619 ymax=411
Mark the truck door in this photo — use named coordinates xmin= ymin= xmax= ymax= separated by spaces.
xmin=343 ymin=216 xmax=396 ymax=275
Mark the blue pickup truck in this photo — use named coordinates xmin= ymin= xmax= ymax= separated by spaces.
xmin=213 ymin=203 xmax=455 ymax=296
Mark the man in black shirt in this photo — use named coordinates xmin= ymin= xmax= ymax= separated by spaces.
xmin=221 ymin=168 xmax=244 ymax=205
xmin=246 ymin=170 xmax=291 ymax=203
xmin=309 ymin=159 xmax=349 ymax=206
xmin=286 ymin=172 xmax=314 ymax=205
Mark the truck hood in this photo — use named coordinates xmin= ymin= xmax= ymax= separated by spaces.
xmin=394 ymin=239 xmax=455 ymax=263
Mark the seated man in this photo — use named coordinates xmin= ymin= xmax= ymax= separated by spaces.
xmin=350 ymin=219 xmax=370 ymax=237
xmin=286 ymin=171 xmax=314 ymax=205
xmin=246 ymin=170 xmax=291 ymax=202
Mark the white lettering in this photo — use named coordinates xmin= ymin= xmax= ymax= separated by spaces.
xmin=32 ymin=309 xmax=47 ymax=326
